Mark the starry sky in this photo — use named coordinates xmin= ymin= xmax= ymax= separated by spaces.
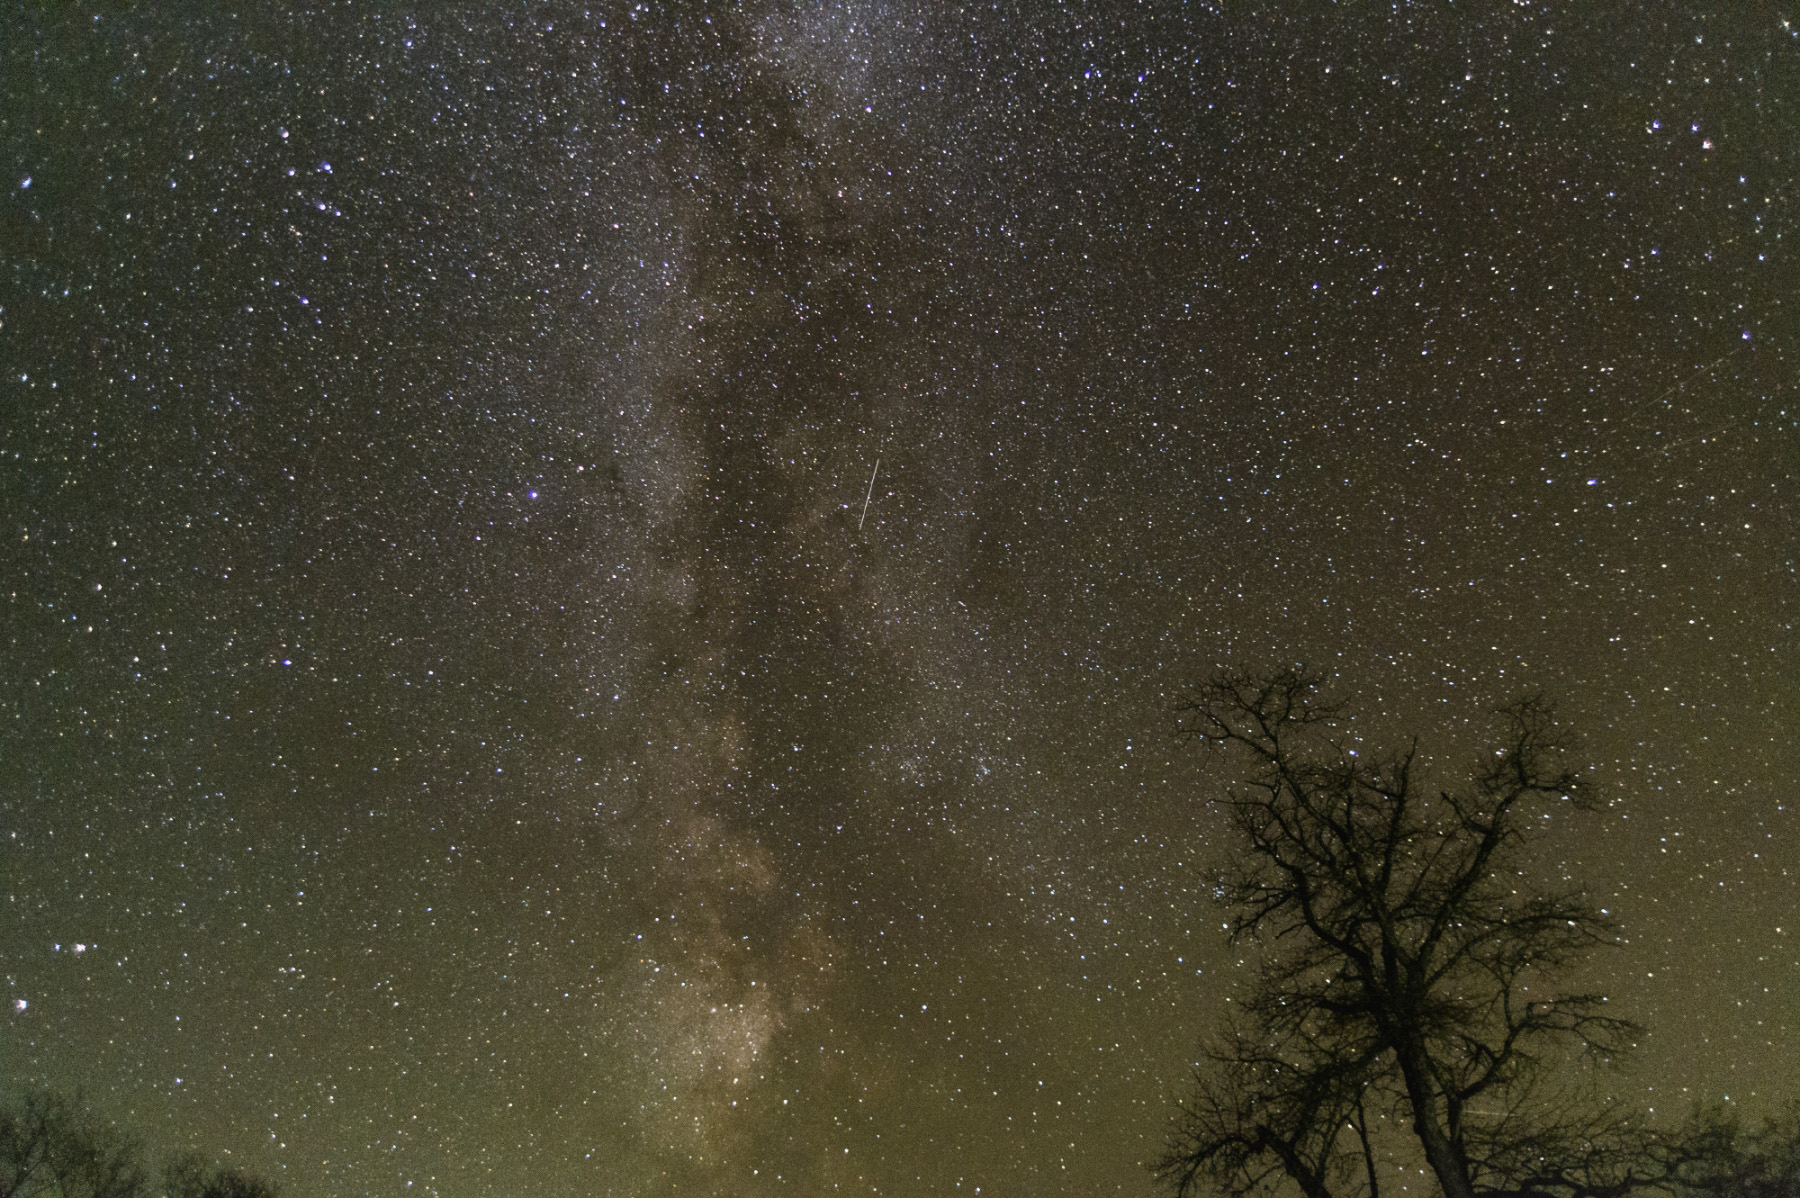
xmin=2 ymin=5 xmax=1795 ymax=1196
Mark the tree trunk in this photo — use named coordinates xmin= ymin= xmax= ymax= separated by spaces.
xmin=1393 ymin=1038 xmax=1477 ymax=1198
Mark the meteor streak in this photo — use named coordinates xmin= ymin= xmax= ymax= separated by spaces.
xmin=859 ymin=457 xmax=880 ymax=530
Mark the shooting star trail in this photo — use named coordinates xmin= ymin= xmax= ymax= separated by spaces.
xmin=859 ymin=457 xmax=880 ymax=531
xmin=1612 ymin=341 xmax=1751 ymax=434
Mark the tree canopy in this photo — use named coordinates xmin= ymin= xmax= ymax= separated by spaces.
xmin=1158 ymin=668 xmax=1706 ymax=1198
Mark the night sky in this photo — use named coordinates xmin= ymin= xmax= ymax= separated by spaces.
xmin=3 ymin=6 xmax=1795 ymax=1196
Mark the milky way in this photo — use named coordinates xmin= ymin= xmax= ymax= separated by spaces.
xmin=3 ymin=6 xmax=1794 ymax=1196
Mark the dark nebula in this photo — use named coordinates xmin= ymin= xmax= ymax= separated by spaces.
xmin=2 ymin=6 xmax=1793 ymax=1195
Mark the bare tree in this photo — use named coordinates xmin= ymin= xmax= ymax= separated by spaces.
xmin=161 ymin=1154 xmax=277 ymax=1198
xmin=0 ymin=1092 xmax=275 ymax=1198
xmin=0 ymin=1090 xmax=146 ymax=1198
xmin=1675 ymin=1105 xmax=1800 ymax=1198
xmin=1158 ymin=668 xmax=1651 ymax=1198
xmin=1163 ymin=1013 xmax=1388 ymax=1198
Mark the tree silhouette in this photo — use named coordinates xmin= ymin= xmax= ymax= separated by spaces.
xmin=161 ymin=1154 xmax=277 ymax=1198
xmin=0 ymin=1090 xmax=145 ymax=1198
xmin=1677 ymin=1105 xmax=1800 ymax=1198
xmin=0 ymin=1091 xmax=275 ymax=1198
xmin=1158 ymin=667 xmax=1661 ymax=1198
